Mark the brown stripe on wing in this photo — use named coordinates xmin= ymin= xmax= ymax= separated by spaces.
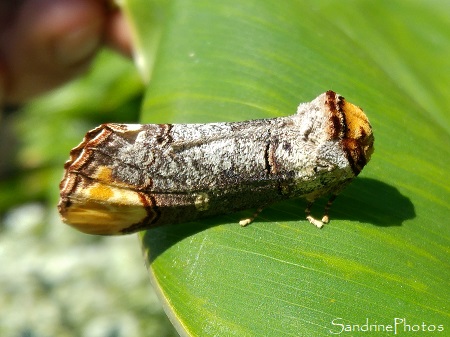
xmin=120 ymin=193 xmax=161 ymax=234
xmin=59 ymin=125 xmax=114 ymax=215
xmin=325 ymin=90 xmax=346 ymax=140
xmin=156 ymin=123 xmax=173 ymax=146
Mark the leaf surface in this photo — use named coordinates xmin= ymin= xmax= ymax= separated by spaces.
xmin=125 ymin=0 xmax=450 ymax=335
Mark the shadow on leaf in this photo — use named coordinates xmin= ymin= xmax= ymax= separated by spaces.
xmin=271 ymin=177 xmax=416 ymax=227
xmin=142 ymin=177 xmax=414 ymax=262
xmin=332 ymin=177 xmax=415 ymax=226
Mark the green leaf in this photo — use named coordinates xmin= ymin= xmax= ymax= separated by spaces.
xmin=126 ymin=0 xmax=450 ymax=335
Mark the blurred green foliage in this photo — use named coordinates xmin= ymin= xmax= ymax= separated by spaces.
xmin=0 ymin=50 xmax=142 ymax=214
xmin=0 ymin=50 xmax=178 ymax=337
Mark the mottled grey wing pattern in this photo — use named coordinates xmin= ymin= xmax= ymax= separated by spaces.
xmin=59 ymin=91 xmax=374 ymax=235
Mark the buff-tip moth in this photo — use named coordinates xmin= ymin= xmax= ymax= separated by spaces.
xmin=58 ymin=91 xmax=374 ymax=235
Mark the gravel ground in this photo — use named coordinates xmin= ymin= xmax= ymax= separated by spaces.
xmin=0 ymin=202 xmax=178 ymax=337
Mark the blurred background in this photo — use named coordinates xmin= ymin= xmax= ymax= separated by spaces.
xmin=0 ymin=50 xmax=178 ymax=337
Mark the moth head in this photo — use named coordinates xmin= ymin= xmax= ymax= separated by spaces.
xmin=325 ymin=91 xmax=374 ymax=175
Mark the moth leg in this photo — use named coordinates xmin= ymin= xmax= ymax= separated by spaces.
xmin=239 ymin=207 xmax=265 ymax=227
xmin=305 ymin=202 xmax=325 ymax=228
xmin=305 ymin=195 xmax=337 ymax=228
xmin=306 ymin=217 xmax=325 ymax=228
xmin=321 ymin=194 xmax=337 ymax=224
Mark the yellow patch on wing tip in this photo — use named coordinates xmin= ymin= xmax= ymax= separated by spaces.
xmin=94 ymin=166 xmax=113 ymax=182
xmin=63 ymin=182 xmax=148 ymax=235
xmin=63 ymin=202 xmax=147 ymax=235
xmin=88 ymin=183 xmax=114 ymax=201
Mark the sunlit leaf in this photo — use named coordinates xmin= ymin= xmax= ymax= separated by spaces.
xmin=124 ymin=0 xmax=450 ymax=335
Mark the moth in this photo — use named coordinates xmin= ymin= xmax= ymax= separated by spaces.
xmin=59 ymin=91 xmax=374 ymax=235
